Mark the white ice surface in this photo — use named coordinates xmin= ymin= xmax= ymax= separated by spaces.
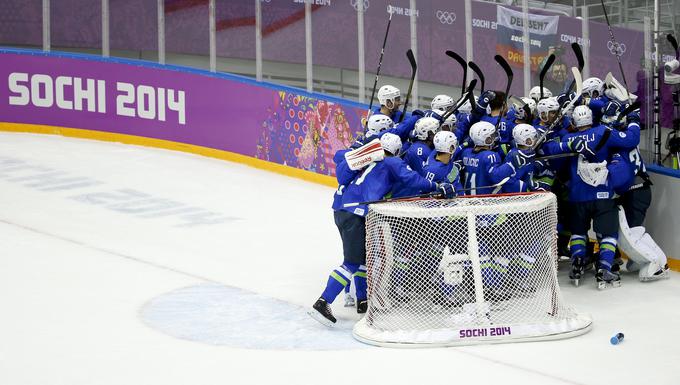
xmin=1 ymin=132 xmax=679 ymax=385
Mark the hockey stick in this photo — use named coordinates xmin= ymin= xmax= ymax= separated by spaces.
xmin=494 ymin=55 xmax=513 ymax=130
xmin=565 ymin=42 xmax=584 ymax=94
xmin=468 ymin=61 xmax=485 ymax=93
xmin=539 ymin=54 xmax=556 ymax=100
xmin=364 ymin=10 xmax=393 ymax=129
xmin=600 ymin=0 xmax=632 ymax=104
xmin=667 ymin=34 xmax=679 ymax=60
xmin=533 ymin=67 xmax=583 ymax=151
xmin=446 ymin=50 xmax=468 ymax=98
xmin=343 ymin=177 xmax=511 ymax=208
xmin=398 ymin=49 xmax=418 ymax=123
xmin=439 ymin=79 xmax=477 ymax=126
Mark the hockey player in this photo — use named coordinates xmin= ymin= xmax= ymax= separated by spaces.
xmin=374 ymin=85 xmax=403 ymax=122
xmin=479 ymin=92 xmax=513 ymax=156
xmin=460 ymin=121 xmax=505 ymax=195
xmin=548 ymin=105 xmax=640 ymax=289
xmin=429 ymin=94 xmax=455 ymax=120
xmin=310 ymin=133 xmax=456 ymax=326
xmin=492 ymin=124 xmax=540 ymax=193
xmin=422 ymin=131 xmax=464 ymax=193
xmin=403 ymin=117 xmax=439 ymax=175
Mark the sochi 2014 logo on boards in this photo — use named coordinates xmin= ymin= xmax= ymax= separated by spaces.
xmin=607 ymin=40 xmax=627 ymax=56
xmin=436 ymin=10 xmax=456 ymax=25
xmin=350 ymin=0 xmax=369 ymax=12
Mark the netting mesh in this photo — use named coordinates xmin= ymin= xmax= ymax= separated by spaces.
xmin=353 ymin=192 xmax=591 ymax=347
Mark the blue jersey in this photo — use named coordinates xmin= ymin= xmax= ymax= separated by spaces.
xmin=461 ymin=147 xmax=504 ymax=195
xmin=331 ymin=149 xmax=359 ymax=211
xmin=340 ymin=156 xmax=435 ymax=216
xmin=372 ymin=107 xmax=403 ymax=124
xmin=403 ymin=141 xmax=432 ymax=175
xmin=493 ymin=148 xmax=536 ymax=193
xmin=422 ymin=152 xmax=464 ymax=194
xmin=559 ymin=123 xmax=640 ymax=202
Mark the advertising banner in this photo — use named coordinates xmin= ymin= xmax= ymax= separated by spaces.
xmin=496 ymin=6 xmax=559 ymax=71
xmin=0 ymin=50 xmax=367 ymax=178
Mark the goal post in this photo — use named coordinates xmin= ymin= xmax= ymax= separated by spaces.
xmin=353 ymin=192 xmax=592 ymax=347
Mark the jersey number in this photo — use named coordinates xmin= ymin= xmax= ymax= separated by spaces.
xmin=354 ymin=162 xmax=377 ymax=186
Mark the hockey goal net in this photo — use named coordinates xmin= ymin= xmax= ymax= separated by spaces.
xmin=353 ymin=192 xmax=592 ymax=347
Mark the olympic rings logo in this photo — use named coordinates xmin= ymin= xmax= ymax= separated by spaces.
xmin=436 ymin=10 xmax=456 ymax=25
xmin=350 ymin=0 xmax=369 ymax=12
xmin=607 ymin=40 xmax=627 ymax=56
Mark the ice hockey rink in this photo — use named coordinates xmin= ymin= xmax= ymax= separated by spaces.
xmin=1 ymin=132 xmax=679 ymax=385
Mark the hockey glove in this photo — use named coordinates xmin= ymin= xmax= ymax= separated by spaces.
xmin=530 ymin=180 xmax=550 ymax=192
xmin=477 ymin=91 xmax=496 ymax=111
xmin=626 ymin=110 xmax=641 ymax=126
xmin=411 ymin=109 xmax=426 ymax=118
xmin=437 ymin=183 xmax=456 ymax=199
xmin=510 ymin=150 xmax=535 ymax=169
xmin=567 ymin=136 xmax=592 ymax=155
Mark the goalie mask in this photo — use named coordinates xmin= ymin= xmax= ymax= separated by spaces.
xmin=582 ymin=77 xmax=605 ymax=98
xmin=378 ymin=85 xmax=401 ymax=108
xmin=529 ymin=86 xmax=552 ymax=102
xmin=366 ymin=114 xmax=394 ymax=137
xmin=431 ymin=94 xmax=454 ymax=112
xmin=470 ymin=121 xmax=497 ymax=147
xmin=433 ymin=131 xmax=458 ymax=154
xmin=512 ymin=124 xmax=538 ymax=148
xmin=380 ymin=132 xmax=402 ymax=155
xmin=413 ymin=117 xmax=439 ymax=141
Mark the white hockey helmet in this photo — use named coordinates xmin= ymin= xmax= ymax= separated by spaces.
xmin=582 ymin=77 xmax=605 ymax=98
xmin=380 ymin=132 xmax=402 ymax=155
xmin=433 ymin=130 xmax=458 ymax=154
xmin=513 ymin=98 xmax=534 ymax=122
xmin=378 ymin=85 xmax=401 ymax=107
xmin=529 ymin=86 xmax=553 ymax=102
xmin=458 ymin=97 xmax=474 ymax=114
xmin=521 ymin=97 xmax=537 ymax=114
xmin=469 ymin=121 xmax=497 ymax=147
xmin=440 ymin=112 xmax=458 ymax=131
xmin=366 ymin=114 xmax=394 ymax=137
xmin=512 ymin=123 xmax=538 ymax=148
xmin=413 ymin=117 xmax=440 ymax=140
xmin=572 ymin=105 xmax=593 ymax=128
xmin=537 ymin=97 xmax=560 ymax=122
xmin=431 ymin=94 xmax=454 ymax=112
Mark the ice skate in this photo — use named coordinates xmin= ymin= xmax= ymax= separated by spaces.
xmin=640 ymin=264 xmax=670 ymax=282
xmin=569 ymin=259 xmax=584 ymax=287
xmin=343 ymin=292 xmax=356 ymax=307
xmin=596 ymin=269 xmax=621 ymax=290
xmin=308 ymin=297 xmax=336 ymax=327
xmin=356 ymin=299 xmax=368 ymax=314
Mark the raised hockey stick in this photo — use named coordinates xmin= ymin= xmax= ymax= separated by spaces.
xmin=343 ymin=177 xmax=511 ymax=208
xmin=565 ymin=42 xmax=585 ymax=94
xmin=439 ymin=79 xmax=477 ymax=126
xmin=364 ymin=10 xmax=393 ymax=129
xmin=667 ymin=34 xmax=679 ymax=60
xmin=533 ymin=67 xmax=583 ymax=151
xmin=446 ymin=50 xmax=468 ymax=98
xmin=539 ymin=54 xmax=556 ymax=100
xmin=600 ymin=0 xmax=632 ymax=104
xmin=494 ymin=55 xmax=513 ymax=130
xmin=398 ymin=49 xmax=418 ymax=123
xmin=468 ymin=61 xmax=485 ymax=93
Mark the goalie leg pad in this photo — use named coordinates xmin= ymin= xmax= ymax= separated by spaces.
xmin=617 ymin=206 xmax=668 ymax=279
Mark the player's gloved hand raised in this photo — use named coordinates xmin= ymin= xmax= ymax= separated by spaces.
xmin=510 ymin=150 xmax=535 ymax=169
xmin=626 ymin=110 xmax=641 ymax=126
xmin=437 ymin=183 xmax=456 ymax=199
xmin=477 ymin=91 xmax=496 ymax=110
xmin=411 ymin=109 xmax=426 ymax=118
